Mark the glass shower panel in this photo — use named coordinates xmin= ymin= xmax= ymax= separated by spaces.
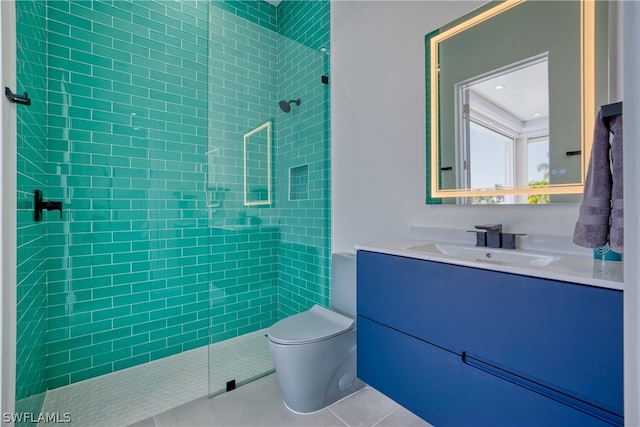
xmin=207 ymin=1 xmax=278 ymax=397
xmin=15 ymin=0 xmax=48 ymax=418
xmin=42 ymin=0 xmax=211 ymax=393
xmin=207 ymin=0 xmax=331 ymax=397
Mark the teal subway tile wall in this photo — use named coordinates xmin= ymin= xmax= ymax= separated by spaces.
xmin=16 ymin=0 xmax=49 ymax=417
xmin=14 ymin=0 xmax=330 ymax=395
xmin=212 ymin=0 xmax=277 ymax=31
xmin=45 ymin=0 xmax=210 ymax=389
xmin=275 ymin=0 xmax=330 ymax=318
xmin=208 ymin=227 xmax=280 ymax=342
xmin=424 ymin=29 xmax=442 ymax=205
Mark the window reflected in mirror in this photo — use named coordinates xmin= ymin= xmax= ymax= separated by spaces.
xmin=468 ymin=122 xmax=512 ymax=204
xmin=460 ymin=56 xmax=551 ymax=204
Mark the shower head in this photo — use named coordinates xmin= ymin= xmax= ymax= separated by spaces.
xmin=279 ymin=99 xmax=301 ymax=113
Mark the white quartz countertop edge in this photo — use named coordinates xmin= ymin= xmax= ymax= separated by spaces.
xmin=355 ymin=239 xmax=624 ymax=291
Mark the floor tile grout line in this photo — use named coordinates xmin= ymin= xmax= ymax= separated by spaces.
xmin=327 ymin=408 xmax=353 ymax=427
xmin=326 ymin=385 xmax=370 ymax=409
xmin=371 ymin=405 xmax=400 ymax=427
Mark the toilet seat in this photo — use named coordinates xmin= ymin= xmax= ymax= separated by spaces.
xmin=268 ymin=305 xmax=354 ymax=345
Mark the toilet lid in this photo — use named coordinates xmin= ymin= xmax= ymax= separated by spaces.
xmin=268 ymin=305 xmax=354 ymax=345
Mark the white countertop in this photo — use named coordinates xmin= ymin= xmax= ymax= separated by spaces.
xmin=355 ymin=237 xmax=624 ymax=291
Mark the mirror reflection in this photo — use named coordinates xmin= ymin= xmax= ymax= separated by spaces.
xmin=427 ymin=0 xmax=606 ymax=204
xmin=460 ymin=55 xmax=550 ymax=204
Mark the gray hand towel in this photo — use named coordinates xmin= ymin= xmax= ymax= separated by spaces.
xmin=608 ymin=115 xmax=623 ymax=253
xmin=573 ymin=111 xmax=612 ymax=248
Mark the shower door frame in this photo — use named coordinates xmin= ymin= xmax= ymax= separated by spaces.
xmin=0 ymin=0 xmax=18 ymax=419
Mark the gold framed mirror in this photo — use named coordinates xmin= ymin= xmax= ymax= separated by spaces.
xmin=427 ymin=0 xmax=606 ymax=204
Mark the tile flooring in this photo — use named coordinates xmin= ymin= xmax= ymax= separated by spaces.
xmin=129 ymin=374 xmax=432 ymax=427
xmin=40 ymin=328 xmax=431 ymax=427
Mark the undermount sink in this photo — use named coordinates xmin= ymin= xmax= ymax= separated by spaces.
xmin=404 ymin=242 xmax=559 ymax=267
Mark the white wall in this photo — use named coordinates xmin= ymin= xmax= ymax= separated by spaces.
xmin=622 ymin=1 xmax=640 ymax=424
xmin=331 ymin=0 xmax=582 ymax=254
xmin=0 ymin=0 xmax=17 ymax=422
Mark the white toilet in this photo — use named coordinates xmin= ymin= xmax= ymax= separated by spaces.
xmin=267 ymin=253 xmax=365 ymax=414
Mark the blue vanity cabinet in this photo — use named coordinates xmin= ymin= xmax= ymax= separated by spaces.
xmin=358 ymin=317 xmax=615 ymax=427
xmin=356 ymin=250 xmax=623 ymax=426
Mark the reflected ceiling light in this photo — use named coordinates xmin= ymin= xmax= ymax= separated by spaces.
xmin=532 ymin=113 xmax=542 ymax=117
xmin=494 ymin=85 xmax=505 ymax=90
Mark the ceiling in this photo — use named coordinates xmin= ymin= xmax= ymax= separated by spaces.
xmin=470 ymin=60 xmax=549 ymax=122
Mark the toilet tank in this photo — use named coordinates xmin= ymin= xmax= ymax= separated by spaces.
xmin=330 ymin=253 xmax=357 ymax=318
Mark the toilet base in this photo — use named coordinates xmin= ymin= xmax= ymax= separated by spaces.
xmin=269 ymin=329 xmax=365 ymax=414
xmin=281 ymin=381 xmax=366 ymax=415
xmin=282 ymin=400 xmax=324 ymax=415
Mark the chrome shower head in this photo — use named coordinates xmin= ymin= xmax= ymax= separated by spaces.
xmin=279 ymin=99 xmax=301 ymax=113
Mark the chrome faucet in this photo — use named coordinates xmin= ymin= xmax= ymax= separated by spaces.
xmin=472 ymin=224 xmax=526 ymax=249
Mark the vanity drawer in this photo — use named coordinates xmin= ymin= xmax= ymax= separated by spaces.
xmin=357 ymin=316 xmax=615 ymax=427
xmin=356 ymin=250 xmax=623 ymax=417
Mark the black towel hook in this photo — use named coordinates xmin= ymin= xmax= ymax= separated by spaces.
xmin=601 ymin=101 xmax=622 ymax=119
xmin=601 ymin=101 xmax=622 ymax=129
xmin=5 ymin=87 xmax=31 ymax=106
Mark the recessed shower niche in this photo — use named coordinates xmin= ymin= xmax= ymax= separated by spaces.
xmin=289 ymin=164 xmax=309 ymax=201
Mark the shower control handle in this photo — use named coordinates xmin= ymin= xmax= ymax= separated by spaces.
xmin=34 ymin=190 xmax=63 ymax=221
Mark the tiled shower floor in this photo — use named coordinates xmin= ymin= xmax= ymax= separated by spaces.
xmin=208 ymin=330 xmax=274 ymax=396
xmin=39 ymin=329 xmax=273 ymax=427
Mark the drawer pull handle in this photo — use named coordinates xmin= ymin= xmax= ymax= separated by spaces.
xmin=461 ymin=351 xmax=623 ymax=426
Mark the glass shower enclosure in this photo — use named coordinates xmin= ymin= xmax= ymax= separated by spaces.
xmin=206 ymin=0 xmax=331 ymax=396
xmin=13 ymin=0 xmax=331 ymax=418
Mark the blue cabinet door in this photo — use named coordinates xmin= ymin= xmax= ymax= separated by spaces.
xmin=357 ymin=316 xmax=615 ymax=427
xmin=357 ymin=250 xmax=623 ymax=417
